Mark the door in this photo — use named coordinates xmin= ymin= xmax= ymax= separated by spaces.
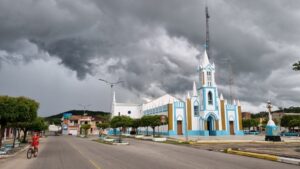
xmin=230 ymin=121 xmax=234 ymax=135
xmin=69 ymin=129 xmax=78 ymax=136
xmin=177 ymin=121 xmax=183 ymax=135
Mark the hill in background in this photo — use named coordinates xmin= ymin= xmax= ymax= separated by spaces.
xmin=45 ymin=110 xmax=110 ymax=125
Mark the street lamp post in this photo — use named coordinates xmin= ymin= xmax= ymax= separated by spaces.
xmin=78 ymin=104 xmax=91 ymax=116
xmin=99 ymin=79 xmax=123 ymax=143
xmin=265 ymin=101 xmax=281 ymax=142
xmin=98 ymin=79 xmax=124 ymax=115
xmin=77 ymin=104 xmax=91 ymax=135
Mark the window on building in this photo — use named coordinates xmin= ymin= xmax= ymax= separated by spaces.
xmin=194 ymin=101 xmax=199 ymax=116
xmin=207 ymin=72 xmax=212 ymax=86
xmin=207 ymin=71 xmax=212 ymax=80
xmin=208 ymin=91 xmax=213 ymax=105
xmin=194 ymin=106 xmax=199 ymax=116
xmin=128 ymin=110 xmax=131 ymax=115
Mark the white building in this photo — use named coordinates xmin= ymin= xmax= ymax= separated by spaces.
xmin=111 ymin=50 xmax=244 ymax=136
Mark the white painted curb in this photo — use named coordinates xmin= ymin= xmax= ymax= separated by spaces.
xmin=278 ymin=157 xmax=300 ymax=166
xmin=227 ymin=149 xmax=300 ymax=166
xmin=152 ymin=138 xmax=167 ymax=142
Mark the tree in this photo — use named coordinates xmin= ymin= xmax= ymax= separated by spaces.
xmin=14 ymin=97 xmax=39 ymax=145
xmin=130 ymin=119 xmax=141 ymax=135
xmin=250 ymin=119 xmax=259 ymax=131
xmin=96 ymin=122 xmax=110 ymax=136
xmin=281 ymin=115 xmax=292 ymax=129
xmin=293 ymin=61 xmax=300 ymax=71
xmin=80 ymin=124 xmax=91 ymax=137
xmin=110 ymin=116 xmax=133 ymax=131
xmin=242 ymin=119 xmax=251 ymax=130
xmin=0 ymin=96 xmax=16 ymax=147
xmin=97 ymin=122 xmax=110 ymax=130
xmin=288 ymin=119 xmax=300 ymax=132
xmin=149 ymin=115 xmax=161 ymax=136
xmin=95 ymin=114 xmax=111 ymax=123
xmin=47 ymin=118 xmax=61 ymax=125
xmin=110 ymin=116 xmax=133 ymax=143
xmin=0 ymin=96 xmax=39 ymax=146
xmin=141 ymin=116 xmax=152 ymax=136
xmin=29 ymin=117 xmax=48 ymax=131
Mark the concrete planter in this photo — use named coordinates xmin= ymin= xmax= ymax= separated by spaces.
xmin=112 ymin=142 xmax=129 ymax=145
xmin=142 ymin=136 xmax=153 ymax=140
xmin=135 ymin=135 xmax=144 ymax=139
xmin=104 ymin=138 xmax=115 ymax=142
xmin=122 ymin=134 xmax=130 ymax=137
xmin=152 ymin=137 xmax=167 ymax=142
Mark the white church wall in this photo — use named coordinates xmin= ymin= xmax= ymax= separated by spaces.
xmin=192 ymin=116 xmax=201 ymax=130
xmin=227 ymin=111 xmax=235 ymax=121
xmin=113 ymin=104 xmax=142 ymax=119
xmin=176 ymin=108 xmax=184 ymax=121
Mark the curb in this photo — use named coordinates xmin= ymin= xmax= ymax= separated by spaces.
xmin=0 ymin=144 xmax=30 ymax=159
xmin=193 ymin=140 xmax=300 ymax=144
xmin=226 ymin=148 xmax=300 ymax=166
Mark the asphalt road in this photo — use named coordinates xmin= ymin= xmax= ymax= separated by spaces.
xmin=1 ymin=136 xmax=299 ymax=169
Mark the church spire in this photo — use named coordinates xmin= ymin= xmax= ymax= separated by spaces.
xmin=200 ymin=50 xmax=210 ymax=67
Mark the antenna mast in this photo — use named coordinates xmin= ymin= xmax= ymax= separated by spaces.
xmin=205 ymin=5 xmax=210 ymax=59
xmin=229 ymin=61 xmax=235 ymax=103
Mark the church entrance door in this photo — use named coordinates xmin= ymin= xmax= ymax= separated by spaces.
xmin=207 ymin=116 xmax=214 ymax=136
xmin=229 ymin=121 xmax=234 ymax=135
xmin=177 ymin=121 xmax=183 ymax=135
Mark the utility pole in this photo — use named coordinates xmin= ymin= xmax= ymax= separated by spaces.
xmin=219 ymin=58 xmax=235 ymax=104
xmin=78 ymin=104 xmax=91 ymax=116
xmin=228 ymin=61 xmax=235 ymax=103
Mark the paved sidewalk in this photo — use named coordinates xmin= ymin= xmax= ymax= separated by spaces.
xmin=169 ymin=135 xmax=300 ymax=142
xmin=0 ymin=138 xmax=47 ymax=169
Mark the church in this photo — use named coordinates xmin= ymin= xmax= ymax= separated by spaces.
xmin=111 ymin=50 xmax=244 ymax=136
xmin=111 ymin=6 xmax=244 ymax=136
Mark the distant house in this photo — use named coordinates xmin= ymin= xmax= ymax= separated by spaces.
xmin=242 ymin=112 xmax=251 ymax=120
xmin=62 ymin=114 xmax=102 ymax=136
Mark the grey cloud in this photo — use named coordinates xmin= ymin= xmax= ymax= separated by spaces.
xmin=0 ymin=0 xmax=300 ymax=114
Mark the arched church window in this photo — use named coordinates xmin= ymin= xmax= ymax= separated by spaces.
xmin=207 ymin=71 xmax=212 ymax=81
xmin=208 ymin=91 xmax=213 ymax=105
xmin=194 ymin=101 xmax=199 ymax=116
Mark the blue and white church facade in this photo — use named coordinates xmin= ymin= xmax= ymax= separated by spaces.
xmin=112 ymin=50 xmax=244 ymax=136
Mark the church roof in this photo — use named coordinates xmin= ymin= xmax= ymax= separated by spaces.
xmin=200 ymin=50 xmax=210 ymax=67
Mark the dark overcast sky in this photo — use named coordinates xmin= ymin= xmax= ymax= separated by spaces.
xmin=0 ymin=0 xmax=299 ymax=116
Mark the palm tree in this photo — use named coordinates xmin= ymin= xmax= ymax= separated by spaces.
xmin=293 ymin=61 xmax=300 ymax=71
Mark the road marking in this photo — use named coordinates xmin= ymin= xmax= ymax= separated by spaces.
xmin=69 ymin=142 xmax=102 ymax=169
xmin=89 ymin=159 xmax=102 ymax=169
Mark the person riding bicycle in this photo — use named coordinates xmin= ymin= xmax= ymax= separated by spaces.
xmin=31 ymin=132 xmax=40 ymax=153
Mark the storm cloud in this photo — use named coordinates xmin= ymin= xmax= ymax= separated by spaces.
xmin=0 ymin=0 xmax=299 ymax=115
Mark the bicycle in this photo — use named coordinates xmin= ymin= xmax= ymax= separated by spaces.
xmin=27 ymin=146 xmax=38 ymax=159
